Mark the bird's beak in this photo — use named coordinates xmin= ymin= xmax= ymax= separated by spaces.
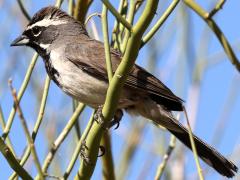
xmin=11 ymin=35 xmax=29 ymax=46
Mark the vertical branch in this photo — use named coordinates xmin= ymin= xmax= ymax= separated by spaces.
xmin=183 ymin=107 xmax=203 ymax=180
xmin=101 ymin=4 xmax=115 ymax=180
xmin=74 ymin=0 xmax=93 ymax=23
xmin=62 ymin=112 xmax=96 ymax=179
xmin=75 ymin=1 xmax=159 ymax=179
xmin=155 ymin=135 xmax=176 ymax=180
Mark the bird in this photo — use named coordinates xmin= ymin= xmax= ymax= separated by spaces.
xmin=11 ymin=6 xmax=238 ymax=178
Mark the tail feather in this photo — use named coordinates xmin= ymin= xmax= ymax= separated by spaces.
xmin=132 ymin=100 xmax=238 ymax=177
xmin=160 ymin=117 xmax=238 ymax=178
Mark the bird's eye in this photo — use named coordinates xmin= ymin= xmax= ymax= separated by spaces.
xmin=32 ymin=27 xmax=41 ymax=36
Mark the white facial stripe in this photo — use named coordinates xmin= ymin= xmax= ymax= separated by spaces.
xmin=27 ymin=18 xmax=67 ymax=30
xmin=39 ymin=43 xmax=50 ymax=49
xmin=33 ymin=30 xmax=41 ymax=37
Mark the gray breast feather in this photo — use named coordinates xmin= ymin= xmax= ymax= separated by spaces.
xmin=49 ymin=48 xmax=108 ymax=107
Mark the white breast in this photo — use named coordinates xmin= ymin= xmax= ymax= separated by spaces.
xmin=49 ymin=48 xmax=108 ymax=107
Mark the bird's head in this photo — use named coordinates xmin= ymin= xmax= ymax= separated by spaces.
xmin=11 ymin=6 xmax=87 ymax=54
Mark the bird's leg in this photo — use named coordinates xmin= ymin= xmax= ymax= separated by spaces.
xmin=79 ymin=107 xmax=123 ymax=162
xmin=94 ymin=106 xmax=123 ymax=130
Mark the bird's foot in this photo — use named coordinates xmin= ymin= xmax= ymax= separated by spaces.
xmin=98 ymin=145 xmax=105 ymax=157
xmin=94 ymin=106 xmax=123 ymax=130
xmin=108 ymin=109 xmax=123 ymax=130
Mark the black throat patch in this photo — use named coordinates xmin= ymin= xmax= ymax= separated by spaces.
xmin=43 ymin=55 xmax=61 ymax=87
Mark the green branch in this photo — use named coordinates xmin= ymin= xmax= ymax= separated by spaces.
xmin=74 ymin=0 xmax=93 ymax=23
xmin=63 ymin=112 xmax=95 ymax=179
xmin=0 ymin=104 xmax=15 ymax=156
xmin=111 ymin=0 xmax=126 ymax=49
xmin=155 ymin=135 xmax=176 ymax=180
xmin=0 ymin=137 xmax=33 ymax=180
xmin=120 ymin=0 xmax=136 ymax=53
xmin=75 ymin=1 xmax=159 ymax=179
xmin=17 ymin=0 xmax=31 ymax=21
xmin=183 ymin=107 xmax=204 ymax=180
xmin=9 ymin=80 xmax=44 ymax=179
xmin=10 ymin=76 xmax=50 ymax=180
xmin=141 ymin=0 xmax=180 ymax=47
xmin=39 ymin=103 xmax=85 ymax=175
xmin=102 ymin=5 xmax=113 ymax=80
xmin=101 ymin=4 xmax=115 ymax=180
xmin=101 ymin=0 xmax=132 ymax=32
xmin=184 ymin=0 xmax=240 ymax=72
xmin=208 ymin=0 xmax=226 ymax=18
xmin=2 ymin=53 xmax=39 ymax=140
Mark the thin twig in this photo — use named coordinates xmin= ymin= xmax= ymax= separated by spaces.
xmin=2 ymin=53 xmax=39 ymax=140
xmin=155 ymin=135 xmax=176 ymax=180
xmin=141 ymin=0 xmax=180 ymax=48
xmin=17 ymin=0 xmax=31 ymax=21
xmin=102 ymin=5 xmax=113 ymax=81
xmin=120 ymin=0 xmax=136 ymax=53
xmin=117 ymin=121 xmax=145 ymax=179
xmin=0 ymin=137 xmax=33 ymax=180
xmin=183 ymin=107 xmax=204 ymax=180
xmin=85 ymin=13 xmax=101 ymax=26
xmin=9 ymin=76 xmax=51 ymax=180
xmin=8 ymin=79 xmax=44 ymax=179
xmin=0 ymin=104 xmax=15 ymax=156
xmin=62 ymin=112 xmax=95 ymax=179
xmin=111 ymin=0 xmax=126 ymax=48
xmin=101 ymin=5 xmax=115 ymax=180
xmin=101 ymin=0 xmax=132 ymax=31
xmin=184 ymin=0 xmax=240 ymax=72
xmin=39 ymin=103 xmax=85 ymax=174
xmin=207 ymin=0 xmax=226 ymax=18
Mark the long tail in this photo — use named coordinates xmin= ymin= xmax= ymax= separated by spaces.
xmin=156 ymin=115 xmax=238 ymax=178
xmin=133 ymin=100 xmax=238 ymax=177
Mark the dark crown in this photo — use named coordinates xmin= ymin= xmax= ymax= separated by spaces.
xmin=29 ymin=6 xmax=72 ymax=26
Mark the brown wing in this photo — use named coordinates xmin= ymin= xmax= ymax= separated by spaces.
xmin=65 ymin=38 xmax=183 ymax=111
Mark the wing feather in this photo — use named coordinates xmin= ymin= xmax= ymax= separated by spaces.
xmin=65 ymin=38 xmax=183 ymax=111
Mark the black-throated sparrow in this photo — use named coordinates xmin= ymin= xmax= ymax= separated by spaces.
xmin=11 ymin=6 xmax=238 ymax=177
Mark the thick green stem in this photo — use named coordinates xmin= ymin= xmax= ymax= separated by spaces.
xmin=75 ymin=1 xmax=159 ymax=179
xmin=74 ymin=0 xmax=93 ymax=23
